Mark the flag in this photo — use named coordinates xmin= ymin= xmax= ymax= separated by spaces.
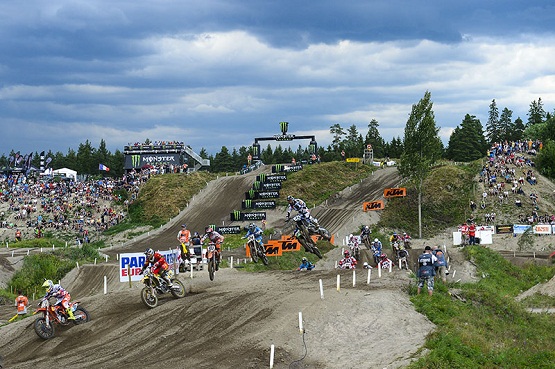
xmin=99 ymin=164 xmax=110 ymax=171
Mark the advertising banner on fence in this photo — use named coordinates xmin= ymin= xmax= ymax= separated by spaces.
xmin=383 ymin=188 xmax=407 ymax=198
xmin=245 ymin=190 xmax=280 ymax=200
xmin=452 ymin=231 xmax=492 ymax=245
xmin=256 ymin=174 xmax=287 ymax=183
xmin=495 ymin=225 xmax=514 ymax=234
xmin=363 ymin=200 xmax=385 ymax=211
xmin=119 ymin=249 xmax=179 ymax=282
xmin=533 ymin=224 xmax=552 ymax=235
xmin=230 ymin=211 xmax=267 ymax=221
xmin=242 ymin=200 xmax=277 ymax=209
xmin=216 ymin=226 xmax=242 ymax=234
xmin=477 ymin=225 xmax=496 ymax=234
xmin=513 ymin=224 xmax=532 ymax=234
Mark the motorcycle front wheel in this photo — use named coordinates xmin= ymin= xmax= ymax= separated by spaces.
xmin=208 ymin=256 xmax=215 ymax=281
xmin=170 ymin=279 xmax=186 ymax=298
xmin=248 ymin=241 xmax=259 ymax=263
xmin=141 ymin=287 xmax=158 ymax=309
xmin=34 ymin=317 xmax=55 ymax=340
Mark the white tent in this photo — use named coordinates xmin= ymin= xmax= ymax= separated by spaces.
xmin=52 ymin=167 xmax=78 ymax=181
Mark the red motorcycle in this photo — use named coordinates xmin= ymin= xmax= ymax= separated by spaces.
xmin=33 ymin=298 xmax=90 ymax=339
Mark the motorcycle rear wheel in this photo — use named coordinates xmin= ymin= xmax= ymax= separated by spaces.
xmin=170 ymin=279 xmax=186 ymax=298
xmin=34 ymin=317 xmax=55 ymax=340
xmin=141 ymin=287 xmax=158 ymax=309
xmin=73 ymin=306 xmax=91 ymax=324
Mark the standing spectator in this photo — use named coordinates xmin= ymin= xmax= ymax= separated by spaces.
xmin=177 ymin=224 xmax=191 ymax=262
xmin=434 ymin=249 xmax=449 ymax=283
xmin=417 ymin=246 xmax=437 ymax=296
xmin=15 ymin=290 xmax=29 ymax=319
xmin=468 ymin=223 xmax=476 ymax=245
xmin=341 ymin=150 xmax=346 ymax=161
xmin=15 ymin=228 xmax=22 ymax=242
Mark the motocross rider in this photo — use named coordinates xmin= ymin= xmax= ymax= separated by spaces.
xmin=201 ymin=227 xmax=224 ymax=269
xmin=371 ymin=238 xmax=383 ymax=254
xmin=140 ymin=248 xmax=177 ymax=289
xmin=297 ymin=257 xmax=315 ymax=271
xmin=359 ymin=225 xmax=371 ymax=244
xmin=177 ymin=224 xmax=191 ymax=262
xmin=242 ymin=223 xmax=265 ymax=252
xmin=41 ymin=280 xmax=75 ymax=320
xmin=285 ymin=195 xmax=319 ymax=227
xmin=338 ymin=250 xmax=358 ymax=270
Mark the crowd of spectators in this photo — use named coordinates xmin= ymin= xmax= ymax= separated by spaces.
xmin=0 ymin=167 xmax=157 ymax=243
xmin=477 ymin=139 xmax=553 ymax=226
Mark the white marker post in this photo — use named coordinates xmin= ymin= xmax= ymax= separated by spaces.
xmin=298 ymin=312 xmax=303 ymax=334
xmin=378 ymin=264 xmax=382 ymax=278
xmin=270 ymin=344 xmax=275 ymax=369
xmin=104 ymin=276 xmax=107 ymax=294
xmin=336 ymin=274 xmax=340 ymax=292
xmin=366 ymin=268 xmax=372 ymax=284
xmin=352 ymin=270 xmax=356 ymax=287
xmin=319 ymin=279 xmax=324 ymax=299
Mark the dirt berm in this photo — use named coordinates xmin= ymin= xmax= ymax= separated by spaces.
xmin=0 ymin=166 xmax=482 ymax=369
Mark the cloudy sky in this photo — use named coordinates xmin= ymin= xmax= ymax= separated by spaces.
xmin=1 ymin=1 xmax=555 ymax=158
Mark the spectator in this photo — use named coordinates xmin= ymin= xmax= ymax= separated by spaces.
xmin=434 ymin=249 xmax=449 ymax=283
xmin=417 ymin=246 xmax=437 ymax=296
xmin=15 ymin=290 xmax=29 ymax=319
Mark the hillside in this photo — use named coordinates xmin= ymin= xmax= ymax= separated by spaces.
xmin=0 ymin=159 xmax=554 ymax=368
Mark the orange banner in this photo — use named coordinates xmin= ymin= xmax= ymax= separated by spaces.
xmin=363 ymin=200 xmax=385 ymax=211
xmin=383 ymin=187 xmax=406 ymax=198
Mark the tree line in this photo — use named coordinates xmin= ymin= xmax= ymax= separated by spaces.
xmin=2 ymin=94 xmax=554 ymax=179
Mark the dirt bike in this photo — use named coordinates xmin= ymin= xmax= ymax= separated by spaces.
xmin=391 ymin=241 xmax=400 ymax=262
xmin=372 ymin=247 xmax=382 ymax=266
xmin=397 ymin=248 xmax=409 ymax=270
xmin=403 ymin=238 xmax=412 ymax=250
xmin=140 ymin=267 xmax=186 ymax=308
xmin=349 ymin=242 xmax=361 ymax=261
xmin=206 ymin=242 xmax=221 ymax=281
xmin=246 ymin=234 xmax=269 ymax=266
xmin=288 ymin=215 xmax=323 ymax=259
xmin=361 ymin=234 xmax=372 ymax=249
xmin=33 ymin=298 xmax=90 ymax=339
xmin=178 ymin=242 xmax=191 ymax=273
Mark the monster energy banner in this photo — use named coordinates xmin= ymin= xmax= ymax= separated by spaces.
xmin=230 ymin=211 xmax=267 ymax=221
xmin=245 ymin=190 xmax=280 ymax=200
xmin=252 ymin=181 xmax=282 ymax=191
xmin=124 ymin=153 xmax=181 ymax=169
xmin=242 ymin=200 xmax=277 ymax=209
xmin=272 ymin=164 xmax=303 ymax=173
xmin=216 ymin=226 xmax=241 ymax=234
xmin=256 ymin=174 xmax=287 ymax=183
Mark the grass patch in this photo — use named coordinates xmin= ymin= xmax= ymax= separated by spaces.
xmin=407 ymin=246 xmax=555 ymax=369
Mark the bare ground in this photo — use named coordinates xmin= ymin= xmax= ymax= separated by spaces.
xmin=0 ymin=165 xmax=554 ymax=369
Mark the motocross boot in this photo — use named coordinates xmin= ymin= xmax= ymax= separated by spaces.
xmin=66 ymin=307 xmax=76 ymax=320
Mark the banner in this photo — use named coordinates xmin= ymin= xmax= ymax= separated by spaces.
xmin=252 ymin=181 xmax=282 ymax=191
xmin=513 ymin=224 xmax=531 ymax=234
xmin=495 ymin=225 xmax=514 ymax=234
xmin=362 ymin=200 xmax=385 ymax=211
xmin=124 ymin=153 xmax=181 ymax=169
xmin=383 ymin=188 xmax=407 ymax=198
xmin=272 ymin=164 xmax=303 ymax=173
xmin=245 ymin=190 xmax=280 ymax=200
xmin=242 ymin=200 xmax=277 ymax=209
xmin=230 ymin=211 xmax=267 ymax=221
xmin=533 ymin=224 xmax=552 ymax=235
xmin=216 ymin=226 xmax=242 ymax=234
xmin=346 ymin=158 xmax=360 ymax=163
xmin=119 ymin=249 xmax=179 ymax=282
xmin=256 ymin=174 xmax=287 ymax=183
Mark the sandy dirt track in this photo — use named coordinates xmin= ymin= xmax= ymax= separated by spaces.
xmin=3 ymin=165 xmax=551 ymax=369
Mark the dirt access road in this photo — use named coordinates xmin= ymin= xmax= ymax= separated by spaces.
xmin=0 ymin=166 xmax=448 ymax=369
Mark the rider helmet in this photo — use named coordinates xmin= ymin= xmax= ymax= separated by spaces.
xmin=344 ymin=250 xmax=350 ymax=257
xmin=381 ymin=253 xmax=387 ymax=259
xmin=287 ymin=195 xmax=294 ymax=202
xmin=181 ymin=224 xmax=186 ymax=228
xmin=249 ymin=223 xmax=256 ymax=232
xmin=363 ymin=225 xmax=369 ymax=232
xmin=393 ymin=232 xmax=397 ymax=236
xmin=403 ymin=232 xmax=407 ymax=236
xmin=206 ymin=227 xmax=213 ymax=233
xmin=302 ymin=257 xmax=308 ymax=262
xmin=144 ymin=248 xmax=154 ymax=259
xmin=374 ymin=238 xmax=379 ymax=243
xmin=42 ymin=279 xmax=54 ymax=293
xmin=193 ymin=231 xmax=199 ymax=237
